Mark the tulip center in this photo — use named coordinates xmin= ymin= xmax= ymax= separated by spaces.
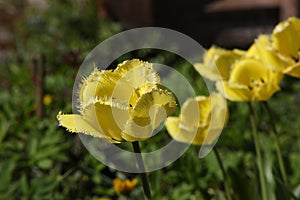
xmin=248 ymin=78 xmax=265 ymax=90
xmin=229 ymin=59 xmax=268 ymax=89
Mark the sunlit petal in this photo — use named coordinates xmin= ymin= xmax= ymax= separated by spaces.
xmin=57 ymin=112 xmax=116 ymax=143
xmin=194 ymin=46 xmax=244 ymax=81
xmin=272 ymin=17 xmax=300 ymax=59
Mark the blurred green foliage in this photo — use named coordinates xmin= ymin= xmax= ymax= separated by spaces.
xmin=14 ymin=0 xmax=120 ymax=65
xmin=1 ymin=0 xmax=300 ymax=199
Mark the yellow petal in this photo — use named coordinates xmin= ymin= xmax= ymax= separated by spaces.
xmin=180 ymin=96 xmax=212 ymax=127
xmin=113 ymin=178 xmax=137 ymax=194
xmin=111 ymin=60 xmax=160 ymax=103
xmin=125 ymin=179 xmax=138 ymax=191
xmin=216 ymin=81 xmax=252 ymax=101
xmin=148 ymin=104 xmax=168 ymax=129
xmin=195 ymin=46 xmax=244 ymax=81
xmin=253 ymin=82 xmax=280 ymax=101
xmin=166 ymin=117 xmax=210 ymax=145
xmin=122 ymin=88 xmax=177 ymax=141
xmin=247 ymin=35 xmax=271 ymax=58
xmin=195 ymin=96 xmax=213 ymax=126
xmin=165 ymin=117 xmax=200 ymax=144
xmin=82 ymin=99 xmax=129 ymax=141
xmin=204 ymin=93 xmax=229 ymax=144
xmin=122 ymin=105 xmax=169 ymax=141
xmin=194 ymin=63 xmax=223 ymax=81
xmin=209 ymin=93 xmax=229 ymax=129
xmin=130 ymin=88 xmax=177 ymax=122
xmin=284 ymin=62 xmax=300 ymax=78
xmin=56 ymin=112 xmax=116 ymax=142
xmin=246 ymin=35 xmax=292 ymax=71
xmin=251 ymin=70 xmax=282 ymax=101
xmin=229 ymin=59 xmax=269 ymax=85
xmin=113 ymin=179 xmax=126 ymax=194
xmin=121 ymin=118 xmax=153 ymax=142
xmin=79 ymin=69 xmax=120 ymax=105
xmin=179 ymin=98 xmax=200 ymax=127
xmin=115 ymin=59 xmax=160 ymax=88
xmin=272 ymin=17 xmax=300 ymax=59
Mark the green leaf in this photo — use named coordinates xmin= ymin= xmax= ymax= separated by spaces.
xmin=37 ymin=159 xmax=53 ymax=170
xmin=0 ymin=160 xmax=16 ymax=187
xmin=0 ymin=117 xmax=10 ymax=145
xmin=28 ymin=137 xmax=38 ymax=157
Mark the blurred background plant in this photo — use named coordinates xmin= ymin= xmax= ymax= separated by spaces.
xmin=0 ymin=0 xmax=300 ymax=199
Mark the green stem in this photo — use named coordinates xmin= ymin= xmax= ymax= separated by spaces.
xmin=248 ymin=102 xmax=268 ymax=200
xmin=213 ymin=148 xmax=232 ymax=200
xmin=132 ymin=141 xmax=151 ymax=199
xmin=262 ymin=101 xmax=288 ymax=185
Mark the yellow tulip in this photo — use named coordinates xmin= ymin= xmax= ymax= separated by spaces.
xmin=57 ymin=59 xmax=177 ymax=142
xmin=271 ymin=17 xmax=300 ymax=78
xmin=216 ymin=58 xmax=283 ymax=101
xmin=194 ymin=46 xmax=245 ymax=81
xmin=165 ymin=93 xmax=228 ymax=146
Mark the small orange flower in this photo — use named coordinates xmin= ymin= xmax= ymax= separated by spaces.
xmin=113 ymin=178 xmax=138 ymax=194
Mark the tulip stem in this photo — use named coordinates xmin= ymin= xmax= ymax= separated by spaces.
xmin=132 ymin=141 xmax=151 ymax=199
xmin=248 ymin=102 xmax=268 ymax=200
xmin=262 ymin=101 xmax=288 ymax=185
xmin=213 ymin=147 xmax=232 ymax=200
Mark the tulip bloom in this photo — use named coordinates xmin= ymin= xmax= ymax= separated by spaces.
xmin=271 ymin=17 xmax=300 ymax=78
xmin=57 ymin=59 xmax=177 ymax=142
xmin=165 ymin=93 xmax=228 ymax=145
xmin=216 ymin=58 xmax=283 ymax=101
xmin=213 ymin=35 xmax=284 ymax=102
xmin=194 ymin=46 xmax=245 ymax=81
